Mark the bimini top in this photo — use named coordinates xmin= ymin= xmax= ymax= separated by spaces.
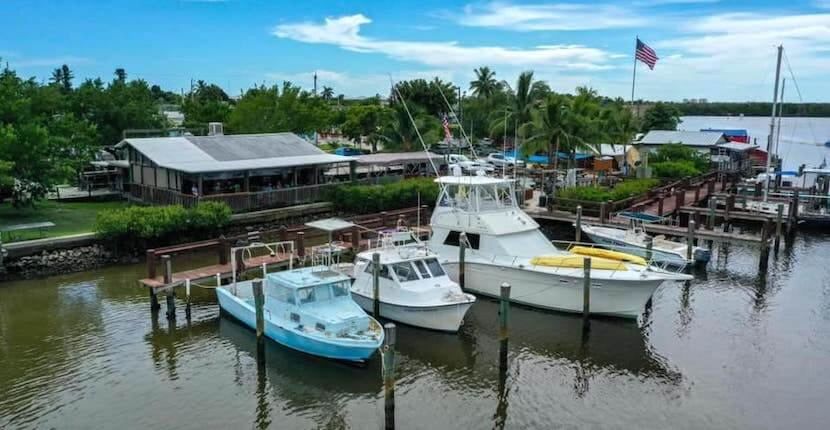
xmin=436 ymin=175 xmax=512 ymax=186
xmin=268 ymin=266 xmax=351 ymax=289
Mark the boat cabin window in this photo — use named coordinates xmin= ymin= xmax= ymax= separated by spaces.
xmin=271 ymin=285 xmax=296 ymax=304
xmin=314 ymin=284 xmax=332 ymax=301
xmin=413 ymin=260 xmax=431 ymax=279
xmin=439 ymin=184 xmax=472 ymax=210
xmin=443 ymin=230 xmax=480 ymax=249
xmin=297 ymin=287 xmax=316 ymax=305
xmin=424 ymin=258 xmax=445 ymax=277
xmin=364 ymin=261 xmax=393 ymax=280
xmin=331 ymin=281 xmax=350 ymax=298
xmin=392 ymin=262 xmax=420 ymax=282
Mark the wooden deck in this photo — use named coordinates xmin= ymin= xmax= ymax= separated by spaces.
xmin=636 ymin=180 xmax=726 ymax=216
xmin=139 ymin=253 xmax=295 ymax=291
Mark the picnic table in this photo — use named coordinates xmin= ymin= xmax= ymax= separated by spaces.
xmin=0 ymin=221 xmax=56 ymax=241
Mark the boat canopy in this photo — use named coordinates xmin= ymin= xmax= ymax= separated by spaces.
xmin=436 ymin=175 xmax=517 ymax=212
xmin=617 ymin=211 xmax=665 ymax=223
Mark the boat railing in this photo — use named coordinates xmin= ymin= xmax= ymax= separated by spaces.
xmin=229 ymin=240 xmax=297 ymax=292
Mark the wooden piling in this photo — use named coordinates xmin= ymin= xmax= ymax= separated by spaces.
xmin=253 ymin=279 xmax=265 ymax=343
xmin=599 ymin=202 xmax=608 ymax=224
xmin=296 ymin=231 xmax=305 ymax=258
xmin=218 ymin=236 xmax=228 ymax=265
xmin=644 ymin=236 xmax=653 ymax=263
xmin=499 ymin=283 xmax=511 ymax=341
xmin=686 ymin=220 xmax=696 ymax=262
xmin=149 ymin=289 xmax=160 ymax=312
xmin=760 ymin=219 xmax=772 ymax=270
xmin=372 ymin=252 xmax=381 ymax=319
xmin=383 ymin=323 xmax=397 ymax=430
xmin=458 ymin=232 xmax=467 ymax=289
xmin=657 ymin=194 xmax=665 ymax=217
xmin=707 ymin=197 xmax=716 ymax=230
xmin=146 ymin=249 xmax=157 ymax=279
xmin=791 ymin=190 xmax=800 ymax=226
xmin=694 ymin=184 xmax=701 ymax=203
xmin=575 ymin=205 xmax=582 ymax=242
xmin=775 ymin=203 xmax=784 ymax=251
xmin=707 ymin=179 xmax=715 ymax=197
xmin=351 ymin=226 xmax=361 ymax=251
xmin=380 ymin=211 xmax=388 ymax=227
xmin=185 ymin=278 xmax=192 ymax=320
xmin=163 ymin=255 xmax=175 ymax=320
xmin=582 ymin=258 xmax=591 ymax=330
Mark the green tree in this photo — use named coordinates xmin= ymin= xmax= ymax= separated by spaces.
xmin=601 ymin=104 xmax=638 ymax=174
xmin=469 ymin=66 xmax=500 ymax=99
xmin=321 ymin=86 xmax=334 ymax=101
xmin=641 ymin=102 xmax=682 ymax=132
xmin=521 ymin=93 xmax=568 ymax=170
xmin=182 ymin=80 xmax=232 ymax=128
xmin=50 ymin=64 xmax=74 ymax=92
xmin=341 ymin=104 xmax=392 ymax=152
xmin=380 ymin=104 xmax=439 ymax=152
xmin=489 ymin=71 xmax=547 ymax=142
xmin=228 ymin=82 xmax=333 ymax=135
xmin=114 ymin=68 xmax=127 ymax=83
xmin=391 ymin=78 xmax=457 ymax=117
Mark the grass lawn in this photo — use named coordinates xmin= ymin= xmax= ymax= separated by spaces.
xmin=0 ymin=200 xmax=129 ymax=242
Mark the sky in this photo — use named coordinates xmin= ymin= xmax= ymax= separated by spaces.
xmin=2 ymin=0 xmax=830 ymax=102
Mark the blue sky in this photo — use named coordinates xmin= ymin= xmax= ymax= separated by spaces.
xmin=2 ymin=0 xmax=830 ymax=101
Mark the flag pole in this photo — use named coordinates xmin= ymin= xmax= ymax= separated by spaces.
xmin=630 ymin=36 xmax=639 ymax=116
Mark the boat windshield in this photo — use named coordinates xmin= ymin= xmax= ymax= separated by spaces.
xmin=439 ymin=183 xmax=516 ymax=211
xmin=413 ymin=260 xmax=431 ymax=278
xmin=392 ymin=262 xmax=420 ymax=282
xmin=424 ymin=258 xmax=445 ymax=277
xmin=331 ymin=281 xmax=350 ymax=298
xmin=271 ymin=284 xmax=296 ymax=304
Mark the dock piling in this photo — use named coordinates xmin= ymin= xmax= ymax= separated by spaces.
xmin=599 ymin=202 xmax=608 ymax=224
xmin=372 ymin=252 xmax=381 ymax=319
xmin=687 ymin=220 xmax=696 ymax=262
xmin=296 ymin=231 xmax=305 ymax=259
xmin=382 ymin=323 xmax=397 ymax=430
xmin=163 ymin=255 xmax=175 ymax=320
xmin=185 ymin=278 xmax=192 ymax=320
xmin=760 ymin=219 xmax=772 ymax=271
xmin=253 ymin=279 xmax=265 ymax=343
xmin=582 ymin=258 xmax=591 ymax=330
xmin=645 ymin=236 xmax=653 ymax=263
xmin=261 ymin=262 xmax=267 ymax=278
xmin=775 ymin=204 xmax=784 ymax=251
xmin=458 ymin=232 xmax=467 ymax=289
xmin=657 ymin=194 xmax=665 ymax=217
xmin=707 ymin=198 xmax=716 ymax=230
xmin=146 ymin=249 xmax=157 ymax=279
xmin=575 ymin=206 xmax=582 ymax=242
xmin=499 ymin=282 xmax=511 ymax=341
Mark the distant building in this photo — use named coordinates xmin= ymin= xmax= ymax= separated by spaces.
xmin=116 ymin=131 xmax=357 ymax=211
xmin=636 ymin=130 xmax=728 ymax=154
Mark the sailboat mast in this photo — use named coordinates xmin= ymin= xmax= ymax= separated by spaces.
xmin=764 ymin=44 xmax=783 ymax=202
xmin=774 ymin=78 xmax=786 ymax=156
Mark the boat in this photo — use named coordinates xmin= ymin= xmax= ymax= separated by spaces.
xmin=216 ymin=243 xmax=383 ymax=362
xmin=345 ymin=228 xmax=476 ymax=332
xmin=579 ymin=211 xmax=710 ymax=268
xmin=427 ymin=173 xmax=692 ymax=319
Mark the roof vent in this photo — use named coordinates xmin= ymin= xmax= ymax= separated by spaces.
xmin=208 ymin=122 xmax=224 ymax=136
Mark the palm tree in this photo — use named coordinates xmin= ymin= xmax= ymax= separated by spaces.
xmin=489 ymin=71 xmax=547 ymax=143
xmin=602 ymin=106 xmax=638 ymax=175
xmin=560 ymin=92 xmax=603 ymax=170
xmin=321 ymin=86 xmax=334 ymax=100
xmin=521 ymin=93 xmax=569 ymax=171
xmin=469 ymin=66 xmax=499 ymax=98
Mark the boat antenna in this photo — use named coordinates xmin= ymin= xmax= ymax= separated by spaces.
xmin=436 ymin=84 xmax=478 ymax=160
xmin=503 ymin=109 xmax=508 ymax=179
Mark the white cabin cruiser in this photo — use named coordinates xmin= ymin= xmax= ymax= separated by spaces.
xmin=428 ymin=174 xmax=692 ymax=319
xmin=347 ymin=229 xmax=476 ymax=332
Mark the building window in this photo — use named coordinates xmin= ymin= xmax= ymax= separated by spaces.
xmin=443 ymin=230 xmax=480 ymax=249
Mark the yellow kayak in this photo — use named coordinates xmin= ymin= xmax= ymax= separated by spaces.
xmin=529 ymin=255 xmax=627 ymax=271
xmin=569 ymin=246 xmax=647 ymax=266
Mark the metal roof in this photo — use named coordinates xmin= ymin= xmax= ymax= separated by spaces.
xmin=639 ymin=130 xmax=727 ymax=147
xmin=356 ymin=151 xmax=445 ymax=165
xmin=436 ymin=175 xmax=511 ymax=185
xmin=117 ymin=133 xmax=353 ymax=173
xmin=701 ymin=128 xmax=748 ymax=137
xmin=716 ymin=142 xmax=757 ymax=152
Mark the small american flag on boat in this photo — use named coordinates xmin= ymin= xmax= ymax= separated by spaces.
xmin=442 ymin=114 xmax=452 ymax=141
xmin=635 ymin=38 xmax=658 ymax=70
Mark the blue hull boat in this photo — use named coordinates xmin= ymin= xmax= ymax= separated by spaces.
xmin=217 ymin=266 xmax=383 ymax=362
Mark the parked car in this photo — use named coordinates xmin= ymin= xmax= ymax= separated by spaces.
xmin=334 ymin=147 xmax=364 ymax=156
xmin=429 ymin=143 xmax=452 ymax=155
xmin=486 ymin=153 xmax=525 ymax=168
xmin=447 ymin=154 xmax=494 ymax=173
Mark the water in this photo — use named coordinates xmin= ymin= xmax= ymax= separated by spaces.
xmin=679 ymin=115 xmax=830 ymax=170
xmin=2 ymin=229 xmax=830 ymax=429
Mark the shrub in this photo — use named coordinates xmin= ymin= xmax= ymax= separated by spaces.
xmin=557 ymin=178 xmax=660 ymax=202
xmin=95 ymin=202 xmax=232 ymax=250
xmin=651 ymin=161 xmax=701 ymax=179
xmin=328 ymin=178 xmax=439 ymax=213
xmin=651 ymin=143 xmax=709 ymax=172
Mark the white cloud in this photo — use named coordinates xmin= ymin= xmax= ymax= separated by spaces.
xmin=273 ymin=14 xmax=617 ymax=70
xmin=455 ymin=1 xmax=645 ymax=31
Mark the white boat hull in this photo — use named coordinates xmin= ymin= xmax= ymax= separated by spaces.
xmin=443 ymin=262 xmax=663 ymax=319
xmin=350 ymin=292 xmax=474 ymax=332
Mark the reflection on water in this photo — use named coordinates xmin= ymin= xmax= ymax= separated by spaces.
xmin=2 ymin=230 xmax=830 ymax=429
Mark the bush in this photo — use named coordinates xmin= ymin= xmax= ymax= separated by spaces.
xmin=651 ymin=143 xmax=708 ymax=172
xmin=557 ymin=178 xmax=660 ymax=202
xmin=328 ymin=178 xmax=439 ymax=213
xmin=651 ymin=161 xmax=701 ymax=179
xmin=95 ymin=202 xmax=232 ymax=250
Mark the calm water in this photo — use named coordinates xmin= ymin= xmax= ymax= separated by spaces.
xmin=680 ymin=115 xmax=830 ymax=170
xmin=2 ymin=226 xmax=830 ymax=429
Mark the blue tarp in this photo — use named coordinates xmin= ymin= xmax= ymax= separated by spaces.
xmin=505 ymin=150 xmax=592 ymax=165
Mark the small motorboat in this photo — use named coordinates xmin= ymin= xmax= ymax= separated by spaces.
xmin=579 ymin=212 xmax=710 ymax=267
xmin=344 ymin=229 xmax=476 ymax=332
xmin=217 ymin=255 xmax=383 ymax=362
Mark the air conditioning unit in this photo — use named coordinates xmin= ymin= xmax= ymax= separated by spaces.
xmin=208 ymin=122 xmax=224 ymax=136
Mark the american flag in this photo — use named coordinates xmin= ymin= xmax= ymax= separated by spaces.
xmin=635 ymin=38 xmax=658 ymax=70
xmin=442 ymin=114 xmax=452 ymax=141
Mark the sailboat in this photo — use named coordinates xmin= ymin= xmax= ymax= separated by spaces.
xmin=427 ymin=172 xmax=692 ymax=319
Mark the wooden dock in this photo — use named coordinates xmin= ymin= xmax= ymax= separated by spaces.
xmin=530 ymin=210 xmax=765 ymax=244
xmin=139 ymin=253 xmax=295 ymax=291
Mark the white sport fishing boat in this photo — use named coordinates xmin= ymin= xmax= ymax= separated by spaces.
xmin=428 ymin=174 xmax=692 ymax=319
xmin=346 ymin=229 xmax=476 ymax=332
xmin=580 ymin=212 xmax=710 ymax=268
